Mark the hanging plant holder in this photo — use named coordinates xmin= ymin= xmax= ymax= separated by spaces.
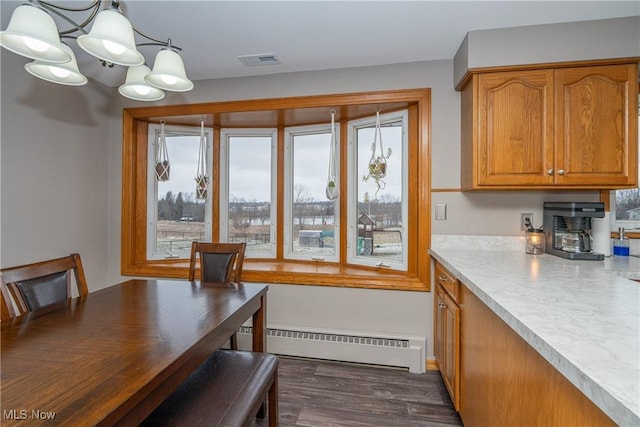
xmin=325 ymin=109 xmax=340 ymax=201
xmin=195 ymin=174 xmax=210 ymax=200
xmin=155 ymin=121 xmax=170 ymax=181
xmin=368 ymin=157 xmax=386 ymax=179
xmin=362 ymin=110 xmax=391 ymax=196
xmin=195 ymin=119 xmax=209 ymax=200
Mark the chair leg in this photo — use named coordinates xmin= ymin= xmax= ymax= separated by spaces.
xmin=268 ymin=367 xmax=278 ymax=426
xmin=230 ymin=332 xmax=238 ymax=350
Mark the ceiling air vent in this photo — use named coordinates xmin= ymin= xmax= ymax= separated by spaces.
xmin=237 ymin=53 xmax=281 ymax=67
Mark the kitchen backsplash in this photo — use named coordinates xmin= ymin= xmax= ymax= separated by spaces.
xmin=431 ymin=235 xmax=525 ymax=251
xmin=431 ymin=234 xmax=640 ymax=257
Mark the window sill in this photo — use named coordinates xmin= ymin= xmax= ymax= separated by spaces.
xmin=122 ymin=259 xmax=428 ymax=292
xmin=611 ymin=231 xmax=640 ymax=239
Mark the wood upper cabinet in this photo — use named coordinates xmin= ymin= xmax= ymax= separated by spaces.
xmin=461 ymin=62 xmax=638 ymax=190
xmin=476 ymin=69 xmax=555 ymax=186
xmin=433 ymin=261 xmax=460 ymax=411
xmin=555 ymin=64 xmax=637 ymax=186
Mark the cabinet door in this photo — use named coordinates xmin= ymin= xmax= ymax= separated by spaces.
xmin=555 ymin=64 xmax=638 ymax=186
xmin=434 ymin=285 xmax=446 ymax=371
xmin=477 ymin=69 xmax=555 ymax=186
xmin=442 ymin=290 xmax=460 ymax=411
xmin=435 ymin=280 xmax=461 ymax=411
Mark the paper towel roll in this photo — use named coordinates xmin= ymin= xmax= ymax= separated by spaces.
xmin=592 ymin=212 xmax=611 ymax=256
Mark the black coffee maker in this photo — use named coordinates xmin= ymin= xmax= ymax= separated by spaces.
xmin=543 ymin=202 xmax=605 ymax=260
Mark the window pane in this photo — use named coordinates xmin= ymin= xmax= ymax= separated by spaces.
xmin=616 ymin=189 xmax=640 ymax=230
xmin=148 ymin=125 xmax=212 ymax=259
xmin=350 ymin=111 xmax=407 ymax=269
xmin=223 ymin=133 xmax=275 ymax=257
xmin=287 ymin=129 xmax=339 ymax=260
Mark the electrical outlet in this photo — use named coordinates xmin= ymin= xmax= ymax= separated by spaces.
xmin=521 ymin=213 xmax=533 ymax=231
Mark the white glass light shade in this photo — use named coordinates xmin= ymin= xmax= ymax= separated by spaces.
xmin=0 ymin=4 xmax=70 ymax=63
xmin=145 ymin=49 xmax=193 ymax=92
xmin=118 ymin=65 xmax=165 ymax=101
xmin=24 ymin=44 xmax=87 ymax=86
xmin=77 ymin=8 xmax=144 ymax=66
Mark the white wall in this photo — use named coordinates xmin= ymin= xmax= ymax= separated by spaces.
xmin=0 ymin=50 xmax=112 ymax=290
xmin=454 ymin=16 xmax=640 ymax=87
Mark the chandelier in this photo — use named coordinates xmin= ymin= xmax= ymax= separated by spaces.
xmin=0 ymin=0 xmax=193 ymax=101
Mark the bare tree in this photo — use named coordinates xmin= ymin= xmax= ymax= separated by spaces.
xmin=293 ymin=184 xmax=314 ymax=229
xmin=616 ymin=189 xmax=640 ymax=220
xmin=229 ymin=195 xmax=251 ymax=240
xmin=258 ymin=203 xmax=270 ymax=225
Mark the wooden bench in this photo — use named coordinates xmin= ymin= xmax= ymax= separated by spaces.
xmin=141 ymin=350 xmax=279 ymax=427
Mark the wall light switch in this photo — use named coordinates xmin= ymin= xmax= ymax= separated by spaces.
xmin=435 ymin=203 xmax=447 ymax=220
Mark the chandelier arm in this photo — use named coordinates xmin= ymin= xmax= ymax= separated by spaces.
xmin=131 ymin=28 xmax=182 ymax=51
xmin=35 ymin=1 xmax=181 ymax=51
xmin=135 ymin=41 xmax=182 ymax=51
xmin=38 ymin=0 xmax=101 ymax=13
xmin=36 ymin=1 xmax=101 ymax=36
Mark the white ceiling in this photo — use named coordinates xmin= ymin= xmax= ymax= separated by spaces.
xmin=2 ymin=1 xmax=639 ymax=88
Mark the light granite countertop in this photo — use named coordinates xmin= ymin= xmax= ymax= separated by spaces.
xmin=429 ymin=245 xmax=639 ymax=426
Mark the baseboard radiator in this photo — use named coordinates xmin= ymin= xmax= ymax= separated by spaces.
xmin=236 ymin=325 xmax=426 ymax=373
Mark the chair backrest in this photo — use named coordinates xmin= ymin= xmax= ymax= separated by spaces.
xmin=188 ymin=242 xmax=246 ymax=283
xmin=1 ymin=253 xmax=89 ymax=315
xmin=1 ymin=276 xmax=16 ymax=321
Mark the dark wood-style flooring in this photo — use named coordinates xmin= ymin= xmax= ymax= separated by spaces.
xmin=253 ymin=356 xmax=463 ymax=427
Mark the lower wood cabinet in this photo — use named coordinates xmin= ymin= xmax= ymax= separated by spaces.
xmin=459 ymin=285 xmax=616 ymax=426
xmin=431 ymin=257 xmax=617 ymax=425
xmin=433 ymin=262 xmax=460 ymax=411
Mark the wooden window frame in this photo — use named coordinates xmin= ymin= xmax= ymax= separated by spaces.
xmin=121 ymin=89 xmax=431 ymax=291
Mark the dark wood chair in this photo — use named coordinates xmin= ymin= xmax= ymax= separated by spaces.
xmin=141 ymin=350 xmax=279 ymax=427
xmin=1 ymin=276 xmax=16 ymax=321
xmin=188 ymin=242 xmax=246 ymax=283
xmin=1 ymin=253 xmax=89 ymax=315
xmin=188 ymin=242 xmax=247 ymax=350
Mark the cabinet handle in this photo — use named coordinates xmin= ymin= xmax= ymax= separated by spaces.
xmin=438 ymin=274 xmax=447 ymax=281
xmin=547 ymin=168 xmax=554 ymax=175
xmin=438 ymin=303 xmax=445 ymax=309
xmin=558 ymin=169 xmax=566 ymax=175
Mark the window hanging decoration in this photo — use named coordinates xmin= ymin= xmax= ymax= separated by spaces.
xmin=195 ymin=119 xmax=210 ymax=200
xmin=154 ymin=121 xmax=170 ymax=181
xmin=325 ymin=109 xmax=340 ymax=201
xmin=362 ymin=110 xmax=392 ymax=196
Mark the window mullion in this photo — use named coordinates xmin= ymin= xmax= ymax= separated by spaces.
xmin=276 ymin=125 xmax=285 ymax=260
xmin=339 ymin=117 xmax=349 ymax=264
xmin=212 ymin=126 xmax=221 ymax=241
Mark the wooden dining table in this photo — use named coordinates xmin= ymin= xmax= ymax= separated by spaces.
xmin=0 ymin=279 xmax=268 ymax=426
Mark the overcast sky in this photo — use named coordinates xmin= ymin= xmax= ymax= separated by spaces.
xmin=154 ymin=124 xmax=403 ymax=203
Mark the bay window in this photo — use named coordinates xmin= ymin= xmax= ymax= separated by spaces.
xmin=122 ymin=89 xmax=431 ymax=290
